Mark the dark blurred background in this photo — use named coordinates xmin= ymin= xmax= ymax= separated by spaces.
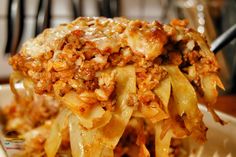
xmin=0 ymin=0 xmax=235 ymax=94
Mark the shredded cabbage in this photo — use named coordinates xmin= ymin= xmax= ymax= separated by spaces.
xmin=200 ymin=74 xmax=224 ymax=105
xmin=98 ymin=65 xmax=136 ymax=149
xmin=62 ymin=65 xmax=136 ymax=157
xmin=63 ymin=92 xmax=112 ymax=129
xmin=154 ymin=76 xmax=171 ymax=112
xmin=69 ymin=114 xmax=85 ymax=157
xmin=45 ymin=108 xmax=70 ymax=157
xmin=164 ymin=66 xmax=199 ymax=118
xmin=164 ymin=65 xmax=206 ymax=141
xmin=155 ymin=122 xmax=172 ymax=157
xmin=200 ymin=74 xmax=225 ymax=124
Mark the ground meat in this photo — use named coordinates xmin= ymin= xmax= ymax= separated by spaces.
xmin=2 ymin=94 xmax=60 ymax=134
xmin=183 ymin=50 xmax=201 ymax=64
xmin=168 ymin=51 xmax=182 ymax=65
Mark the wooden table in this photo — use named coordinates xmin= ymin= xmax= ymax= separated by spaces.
xmin=213 ymin=95 xmax=236 ymax=117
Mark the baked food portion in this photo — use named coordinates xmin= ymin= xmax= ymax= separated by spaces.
xmin=8 ymin=17 xmax=223 ymax=157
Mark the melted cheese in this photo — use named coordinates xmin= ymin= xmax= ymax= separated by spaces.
xmin=21 ymin=17 xmax=167 ymax=60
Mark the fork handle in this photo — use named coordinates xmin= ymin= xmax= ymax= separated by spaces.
xmin=211 ymin=24 xmax=236 ymax=54
xmin=71 ymin=0 xmax=83 ymax=19
xmin=35 ymin=0 xmax=51 ymax=36
xmin=5 ymin=0 xmax=24 ymax=55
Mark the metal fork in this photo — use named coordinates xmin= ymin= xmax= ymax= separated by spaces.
xmin=34 ymin=0 xmax=52 ymax=36
xmin=4 ymin=0 xmax=24 ymax=55
xmin=211 ymin=24 xmax=236 ymax=54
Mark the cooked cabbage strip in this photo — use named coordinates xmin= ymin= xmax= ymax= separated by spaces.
xmin=69 ymin=114 xmax=111 ymax=157
xmin=67 ymin=65 xmax=136 ymax=157
xmin=9 ymin=72 xmax=30 ymax=104
xmin=69 ymin=114 xmax=85 ymax=157
xmin=22 ymin=78 xmax=34 ymax=100
xmin=140 ymin=104 xmax=169 ymax=123
xmin=164 ymin=65 xmax=206 ymax=140
xmin=76 ymin=106 xmax=112 ymax=129
xmin=155 ymin=122 xmax=172 ymax=157
xmin=164 ymin=66 xmax=199 ymax=118
xmin=99 ymin=65 xmax=136 ymax=149
xmin=139 ymin=144 xmax=150 ymax=157
xmin=166 ymin=98 xmax=190 ymax=138
xmin=63 ymin=93 xmax=112 ymax=129
xmin=154 ymin=76 xmax=171 ymax=112
xmin=62 ymin=91 xmax=91 ymax=116
xmin=100 ymin=147 xmax=114 ymax=157
xmin=200 ymin=74 xmax=225 ymax=124
xmin=45 ymin=108 xmax=70 ymax=157
xmin=200 ymin=74 xmax=224 ymax=105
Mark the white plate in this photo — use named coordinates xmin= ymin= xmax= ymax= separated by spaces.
xmin=0 ymin=84 xmax=235 ymax=157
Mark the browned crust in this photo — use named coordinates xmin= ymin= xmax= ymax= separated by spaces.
xmin=9 ymin=17 xmax=218 ymax=97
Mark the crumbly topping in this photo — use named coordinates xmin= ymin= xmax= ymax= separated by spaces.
xmin=9 ymin=17 xmax=219 ymax=109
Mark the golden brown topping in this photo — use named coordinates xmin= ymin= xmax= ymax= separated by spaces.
xmin=126 ymin=20 xmax=167 ymax=60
